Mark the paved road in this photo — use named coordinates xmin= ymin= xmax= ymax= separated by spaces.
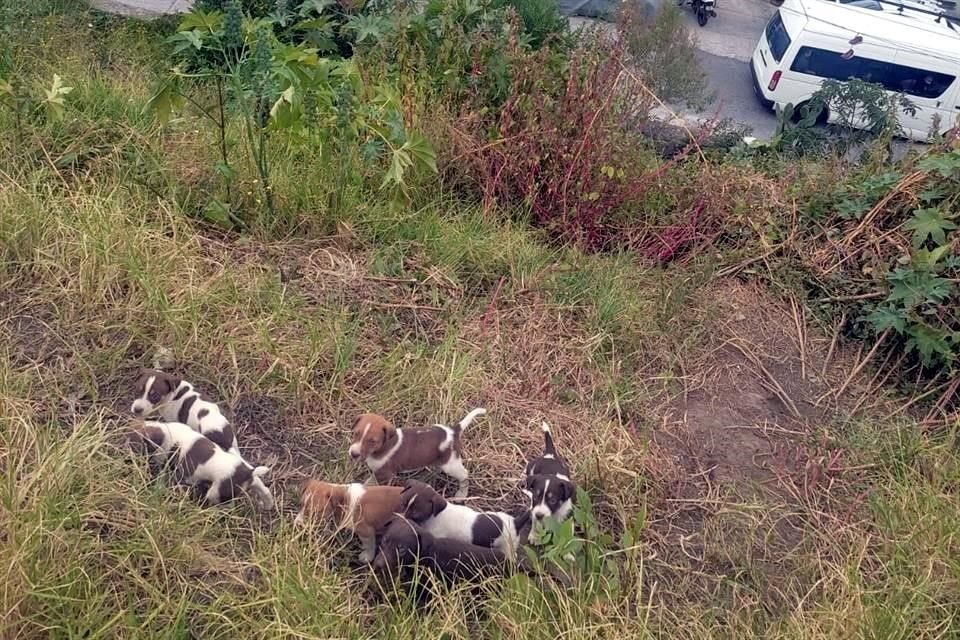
xmin=695 ymin=50 xmax=778 ymax=137
xmin=677 ymin=0 xmax=779 ymax=137
xmin=89 ymin=0 xmax=192 ymax=16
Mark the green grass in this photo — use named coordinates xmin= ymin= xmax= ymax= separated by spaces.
xmin=1 ymin=3 xmax=959 ymax=639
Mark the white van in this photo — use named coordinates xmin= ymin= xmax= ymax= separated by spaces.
xmin=750 ymin=0 xmax=960 ymax=141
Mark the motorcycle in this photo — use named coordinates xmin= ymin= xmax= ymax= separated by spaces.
xmin=680 ymin=0 xmax=717 ymax=26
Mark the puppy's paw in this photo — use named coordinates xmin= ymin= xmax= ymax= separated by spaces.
xmin=358 ymin=549 xmax=375 ymax=564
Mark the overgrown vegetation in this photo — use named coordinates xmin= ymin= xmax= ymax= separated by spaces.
xmin=2 ymin=0 xmax=960 ymax=638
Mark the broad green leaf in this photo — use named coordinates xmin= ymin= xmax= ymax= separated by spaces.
xmin=905 ymin=323 xmax=954 ymax=367
xmin=178 ymin=9 xmax=224 ymax=33
xmin=169 ymin=29 xmax=206 ymax=52
xmin=213 ymin=161 xmax=235 ymax=181
xmin=381 ymin=146 xmax=413 ymax=190
xmin=143 ymin=78 xmax=184 ymax=126
xmin=203 ymin=198 xmax=233 ymax=227
xmin=42 ymin=74 xmax=73 ymax=122
xmin=904 ymin=207 xmax=957 ymax=247
xmin=346 ymin=15 xmax=388 ymax=44
xmin=918 ymin=149 xmax=960 ymax=178
xmin=887 ymin=267 xmax=953 ymax=308
xmin=406 ymin=131 xmax=437 ymax=173
xmin=299 ymin=0 xmax=336 ymax=15
xmin=866 ymin=306 xmax=906 ymax=334
xmin=914 ymin=245 xmax=951 ymax=268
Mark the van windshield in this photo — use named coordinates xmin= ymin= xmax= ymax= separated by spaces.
xmin=765 ymin=12 xmax=792 ymax=62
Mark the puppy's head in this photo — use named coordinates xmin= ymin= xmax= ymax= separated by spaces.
xmin=131 ymin=369 xmax=181 ymax=417
xmin=349 ymin=413 xmax=396 ymax=460
xmin=295 ymin=480 xmax=345 ymax=526
xmin=399 ymin=480 xmax=447 ymax=522
xmin=244 ymin=465 xmax=275 ymax=512
xmin=525 ymin=474 xmax=574 ymax=523
xmin=125 ymin=420 xmax=166 ymax=454
xmin=372 ymin=518 xmax=425 ymax=574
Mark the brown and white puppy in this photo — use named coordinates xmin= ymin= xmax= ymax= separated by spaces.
xmin=294 ymin=480 xmax=405 ymax=563
xmin=371 ymin=517 xmax=511 ymax=582
xmin=349 ymin=408 xmax=485 ymax=499
xmin=398 ymin=480 xmax=526 ymax=562
xmin=131 ymin=369 xmax=239 ymax=457
xmin=127 ymin=420 xmax=274 ymax=511
xmin=524 ymin=422 xmax=575 ymax=526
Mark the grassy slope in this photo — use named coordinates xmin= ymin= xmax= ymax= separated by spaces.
xmin=0 ymin=3 xmax=958 ymax=639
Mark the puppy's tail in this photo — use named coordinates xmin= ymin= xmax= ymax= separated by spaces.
xmin=541 ymin=421 xmax=558 ymax=458
xmin=454 ymin=407 xmax=486 ymax=434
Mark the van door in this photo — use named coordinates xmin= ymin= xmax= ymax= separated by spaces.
xmin=892 ymin=51 xmax=958 ymax=141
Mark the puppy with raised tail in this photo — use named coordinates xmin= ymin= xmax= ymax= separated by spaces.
xmin=524 ymin=421 xmax=575 ymax=525
xmin=294 ymin=479 xmax=405 ymax=563
xmin=398 ymin=479 xmax=527 ymax=562
xmin=126 ymin=420 xmax=274 ymax=511
xmin=349 ymin=408 xmax=485 ymax=498
xmin=131 ymin=369 xmax=240 ymax=457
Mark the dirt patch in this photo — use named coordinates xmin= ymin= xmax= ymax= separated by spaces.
xmin=645 ymin=279 xmax=863 ymax=609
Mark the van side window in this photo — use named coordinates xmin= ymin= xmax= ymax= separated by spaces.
xmin=789 ymin=46 xmax=955 ymax=99
xmin=765 ymin=12 xmax=791 ymax=62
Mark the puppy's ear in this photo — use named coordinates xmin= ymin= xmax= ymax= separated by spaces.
xmin=524 ymin=475 xmax=535 ymax=490
xmin=381 ymin=420 xmax=397 ymax=442
xmin=431 ymin=492 xmax=446 ymax=516
xmin=558 ymin=480 xmax=574 ymax=502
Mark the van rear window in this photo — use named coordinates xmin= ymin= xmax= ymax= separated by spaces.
xmin=765 ymin=12 xmax=791 ymax=62
xmin=789 ymin=46 xmax=956 ymax=99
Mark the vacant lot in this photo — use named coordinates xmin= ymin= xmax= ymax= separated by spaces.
xmin=1 ymin=1 xmax=958 ymax=638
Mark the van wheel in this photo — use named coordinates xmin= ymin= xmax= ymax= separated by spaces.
xmin=793 ymin=101 xmax=828 ymax=126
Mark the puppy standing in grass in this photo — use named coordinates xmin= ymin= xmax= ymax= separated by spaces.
xmin=349 ymin=408 xmax=485 ymax=498
xmin=131 ymin=369 xmax=240 ymax=457
xmin=127 ymin=420 xmax=274 ymax=511
xmin=524 ymin=422 xmax=575 ymax=525
xmin=294 ymin=480 xmax=405 ymax=563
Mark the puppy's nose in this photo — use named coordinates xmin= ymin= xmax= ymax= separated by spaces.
xmin=534 ymin=512 xmax=544 ymax=520
xmin=132 ymin=406 xmax=143 ymax=415
xmin=349 ymin=450 xmax=361 ymax=460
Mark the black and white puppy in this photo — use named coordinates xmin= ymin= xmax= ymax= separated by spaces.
xmin=372 ymin=517 xmax=512 ymax=582
xmin=131 ymin=369 xmax=240 ymax=457
xmin=524 ymin=422 xmax=574 ymax=524
xmin=399 ymin=480 xmax=528 ymax=562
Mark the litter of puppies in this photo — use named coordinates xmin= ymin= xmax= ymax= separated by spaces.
xmin=122 ymin=368 xmax=575 ymax=590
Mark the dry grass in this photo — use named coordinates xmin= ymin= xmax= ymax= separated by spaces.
xmin=0 ymin=4 xmax=959 ymax=639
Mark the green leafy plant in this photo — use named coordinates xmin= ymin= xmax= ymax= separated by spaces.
xmin=146 ymin=0 xmax=437 ymax=228
xmin=525 ymin=488 xmax=646 ymax=598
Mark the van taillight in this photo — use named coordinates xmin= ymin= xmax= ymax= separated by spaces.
xmin=768 ymin=70 xmax=782 ymax=91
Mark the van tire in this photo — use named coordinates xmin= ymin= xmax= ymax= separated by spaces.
xmin=794 ymin=101 xmax=829 ymax=126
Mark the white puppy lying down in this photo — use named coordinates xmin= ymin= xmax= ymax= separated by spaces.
xmin=127 ymin=420 xmax=274 ymax=511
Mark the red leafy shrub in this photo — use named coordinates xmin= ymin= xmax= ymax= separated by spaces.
xmin=442 ymin=27 xmax=717 ymax=255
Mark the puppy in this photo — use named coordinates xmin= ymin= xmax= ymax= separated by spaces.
xmin=349 ymin=408 xmax=485 ymax=498
xmin=127 ymin=420 xmax=274 ymax=511
xmin=371 ymin=517 xmax=511 ymax=583
xmin=398 ymin=480 xmax=526 ymax=562
xmin=131 ymin=369 xmax=239 ymax=457
xmin=294 ymin=480 xmax=405 ymax=563
xmin=524 ymin=422 xmax=575 ymax=525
